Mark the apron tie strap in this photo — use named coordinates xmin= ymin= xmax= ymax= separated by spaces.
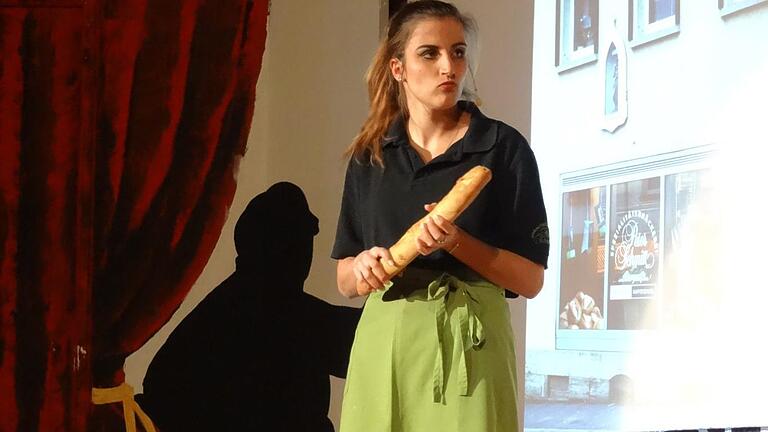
xmin=427 ymin=274 xmax=486 ymax=403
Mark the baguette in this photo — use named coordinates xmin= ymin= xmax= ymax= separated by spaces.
xmin=357 ymin=165 xmax=492 ymax=293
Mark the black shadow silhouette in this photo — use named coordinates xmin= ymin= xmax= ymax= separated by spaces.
xmin=137 ymin=182 xmax=361 ymax=431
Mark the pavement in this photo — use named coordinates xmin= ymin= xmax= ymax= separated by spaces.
xmin=524 ymin=401 xmax=767 ymax=432
xmin=525 ymin=401 xmax=625 ymax=431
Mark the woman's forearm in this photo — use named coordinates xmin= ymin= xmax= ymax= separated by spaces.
xmin=336 ymin=257 xmax=361 ymax=299
xmin=447 ymin=228 xmax=544 ymax=299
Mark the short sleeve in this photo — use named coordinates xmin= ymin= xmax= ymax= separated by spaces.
xmin=500 ymin=142 xmax=550 ymax=269
xmin=331 ymin=159 xmax=365 ymax=259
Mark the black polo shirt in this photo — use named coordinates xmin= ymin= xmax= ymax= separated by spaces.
xmin=332 ymin=101 xmax=549 ymax=293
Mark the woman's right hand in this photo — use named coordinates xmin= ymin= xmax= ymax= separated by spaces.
xmin=352 ymin=247 xmax=395 ymax=296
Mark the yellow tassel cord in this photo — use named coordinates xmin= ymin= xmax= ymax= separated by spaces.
xmin=92 ymin=382 xmax=157 ymax=432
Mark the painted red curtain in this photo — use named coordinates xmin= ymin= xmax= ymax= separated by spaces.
xmin=90 ymin=0 xmax=269 ymax=429
xmin=0 ymin=0 xmax=269 ymax=430
xmin=1 ymin=4 xmax=95 ymax=431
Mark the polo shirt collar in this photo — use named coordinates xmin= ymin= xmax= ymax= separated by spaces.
xmin=382 ymin=100 xmax=498 ymax=154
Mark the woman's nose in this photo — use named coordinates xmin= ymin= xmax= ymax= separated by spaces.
xmin=439 ymin=54 xmax=455 ymax=78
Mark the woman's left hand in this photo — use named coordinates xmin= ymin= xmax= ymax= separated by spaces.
xmin=417 ymin=202 xmax=460 ymax=255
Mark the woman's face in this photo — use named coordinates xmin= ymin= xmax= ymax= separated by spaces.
xmin=392 ymin=17 xmax=468 ymax=112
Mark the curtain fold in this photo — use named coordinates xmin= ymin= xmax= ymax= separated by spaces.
xmin=1 ymin=8 xmax=92 ymax=431
xmin=91 ymin=0 xmax=269 ymax=429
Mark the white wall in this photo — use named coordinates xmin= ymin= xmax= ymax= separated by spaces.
xmin=126 ymin=0 xmax=536 ymax=428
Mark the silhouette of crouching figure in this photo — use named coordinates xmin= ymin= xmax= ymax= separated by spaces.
xmin=138 ymin=182 xmax=362 ymax=431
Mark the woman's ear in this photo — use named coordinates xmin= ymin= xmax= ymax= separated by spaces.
xmin=390 ymin=58 xmax=404 ymax=82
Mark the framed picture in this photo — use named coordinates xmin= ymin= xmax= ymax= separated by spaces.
xmin=556 ymin=0 xmax=599 ymax=72
xmin=629 ymin=0 xmax=680 ymax=47
xmin=719 ymin=0 xmax=768 ymax=17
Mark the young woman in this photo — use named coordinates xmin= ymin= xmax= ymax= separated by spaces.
xmin=332 ymin=1 xmax=549 ymax=430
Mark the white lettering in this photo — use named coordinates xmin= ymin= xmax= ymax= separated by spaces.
xmin=613 ymin=217 xmax=656 ymax=272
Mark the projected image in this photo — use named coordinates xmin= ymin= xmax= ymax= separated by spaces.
xmin=559 ymin=187 xmax=607 ymax=330
xmin=608 ymin=177 xmax=660 ymax=330
xmin=527 ymin=0 xmax=768 ymax=429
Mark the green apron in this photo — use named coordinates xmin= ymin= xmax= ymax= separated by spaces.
xmin=339 ymin=272 xmax=519 ymax=432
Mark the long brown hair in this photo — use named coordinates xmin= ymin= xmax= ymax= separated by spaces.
xmin=345 ymin=0 xmax=479 ymax=166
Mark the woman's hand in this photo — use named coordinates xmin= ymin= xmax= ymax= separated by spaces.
xmin=352 ymin=247 xmax=395 ymax=296
xmin=416 ymin=203 xmax=460 ymax=256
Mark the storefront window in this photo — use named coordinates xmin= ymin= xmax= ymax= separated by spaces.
xmin=662 ymin=169 xmax=714 ymax=328
xmin=555 ymin=147 xmax=714 ymax=350
xmin=559 ymin=187 xmax=607 ymax=330
xmin=607 ymin=177 xmax=660 ymax=330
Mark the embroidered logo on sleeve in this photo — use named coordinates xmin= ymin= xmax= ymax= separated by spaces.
xmin=532 ymin=223 xmax=549 ymax=245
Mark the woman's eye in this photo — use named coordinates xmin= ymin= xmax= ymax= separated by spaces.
xmin=454 ymin=49 xmax=466 ymax=59
xmin=420 ymin=50 xmax=437 ymax=59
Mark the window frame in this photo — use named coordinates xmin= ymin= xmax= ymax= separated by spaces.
xmin=556 ymin=0 xmax=600 ymax=73
xmin=719 ymin=0 xmax=768 ymax=17
xmin=628 ymin=0 xmax=681 ymax=48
